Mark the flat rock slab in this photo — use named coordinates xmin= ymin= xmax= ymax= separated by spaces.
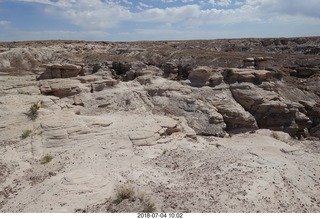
xmin=129 ymin=130 xmax=157 ymax=141
xmin=154 ymin=115 xmax=178 ymax=128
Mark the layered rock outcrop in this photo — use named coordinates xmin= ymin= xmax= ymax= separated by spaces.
xmin=37 ymin=64 xmax=84 ymax=80
xmin=1 ymin=38 xmax=320 ymax=139
xmin=34 ymin=61 xmax=320 ymax=138
xmin=230 ymin=83 xmax=314 ymax=137
xmin=39 ymin=79 xmax=88 ymax=98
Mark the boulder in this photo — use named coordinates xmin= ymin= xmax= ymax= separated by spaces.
xmin=39 ymin=79 xmax=90 ymax=98
xmin=76 ymin=75 xmax=103 ymax=83
xmin=299 ymin=100 xmax=320 ymax=126
xmin=125 ymin=65 xmax=161 ymax=81
xmin=136 ymin=75 xmax=152 ymax=85
xmin=188 ymin=66 xmax=211 ymax=87
xmin=146 ymin=79 xmax=226 ymax=137
xmin=255 ymin=57 xmax=269 ymax=70
xmin=223 ymin=68 xmax=273 ymax=84
xmin=162 ymin=62 xmax=178 ymax=78
xmin=197 ymin=87 xmax=258 ymax=131
xmin=243 ymin=58 xmax=255 ymax=68
xmin=291 ymin=68 xmax=320 ymax=78
xmin=73 ymin=95 xmax=85 ymax=106
xmin=111 ymin=61 xmax=132 ymax=76
xmin=310 ymin=124 xmax=320 ymax=138
xmin=253 ymin=71 xmax=273 ymax=82
xmin=216 ymin=104 xmax=258 ymax=131
xmin=91 ymin=79 xmax=119 ymax=92
xmin=230 ymin=83 xmax=303 ymax=136
xmin=243 ymin=57 xmax=271 ymax=70
xmin=208 ymin=74 xmax=224 ymax=87
xmin=38 ymin=64 xmax=83 ymax=80
xmin=158 ymin=95 xmax=226 ymax=137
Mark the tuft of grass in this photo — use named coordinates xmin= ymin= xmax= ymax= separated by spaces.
xmin=26 ymin=103 xmax=39 ymax=121
xmin=21 ymin=129 xmax=32 ymax=139
xmin=41 ymin=154 xmax=54 ymax=164
xmin=114 ymin=186 xmax=135 ymax=205
xmin=112 ymin=186 xmax=157 ymax=212
xmin=162 ymin=149 xmax=168 ymax=155
xmin=142 ymin=199 xmax=156 ymax=213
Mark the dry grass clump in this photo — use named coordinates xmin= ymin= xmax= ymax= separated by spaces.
xmin=21 ymin=129 xmax=32 ymax=139
xmin=139 ymin=197 xmax=156 ymax=213
xmin=26 ymin=103 xmax=39 ymax=121
xmin=41 ymin=154 xmax=54 ymax=164
xmin=114 ymin=186 xmax=135 ymax=204
xmin=112 ymin=186 xmax=157 ymax=213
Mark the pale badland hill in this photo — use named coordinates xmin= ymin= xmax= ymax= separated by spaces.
xmin=0 ymin=37 xmax=320 ymax=212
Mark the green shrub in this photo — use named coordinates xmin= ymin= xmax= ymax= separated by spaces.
xmin=224 ymin=68 xmax=235 ymax=77
xmin=21 ymin=129 xmax=32 ymax=139
xmin=26 ymin=103 xmax=39 ymax=121
xmin=41 ymin=154 xmax=54 ymax=164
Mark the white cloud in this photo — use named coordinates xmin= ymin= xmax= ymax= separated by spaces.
xmin=217 ymin=0 xmax=231 ymax=7
xmin=0 ymin=29 xmax=110 ymax=41
xmin=0 ymin=20 xmax=10 ymax=27
xmin=122 ymin=0 xmax=132 ymax=6
xmin=255 ymin=0 xmax=320 ymax=18
xmin=44 ymin=0 xmax=132 ymax=29
xmin=208 ymin=0 xmax=216 ymax=6
xmin=206 ymin=0 xmax=233 ymax=7
xmin=135 ymin=5 xmax=202 ymax=24
xmin=161 ymin=0 xmax=177 ymax=3
xmin=234 ymin=1 xmax=244 ymax=6
xmin=17 ymin=0 xmax=55 ymax=5
xmin=14 ymin=0 xmax=320 ymax=27
xmin=7 ymin=0 xmax=320 ymax=40
xmin=182 ymin=0 xmax=195 ymax=3
xmin=138 ymin=2 xmax=153 ymax=9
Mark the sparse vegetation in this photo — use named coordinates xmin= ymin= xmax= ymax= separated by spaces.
xmin=112 ymin=186 xmax=157 ymax=212
xmin=21 ymin=129 xmax=32 ymax=139
xmin=162 ymin=149 xmax=168 ymax=155
xmin=114 ymin=186 xmax=135 ymax=204
xmin=141 ymin=198 xmax=156 ymax=213
xmin=41 ymin=154 xmax=54 ymax=164
xmin=224 ymin=68 xmax=235 ymax=77
xmin=26 ymin=103 xmax=39 ymax=121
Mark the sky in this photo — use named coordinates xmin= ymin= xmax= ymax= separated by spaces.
xmin=0 ymin=0 xmax=320 ymax=42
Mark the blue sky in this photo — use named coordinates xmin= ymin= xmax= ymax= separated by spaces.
xmin=0 ymin=0 xmax=320 ymax=41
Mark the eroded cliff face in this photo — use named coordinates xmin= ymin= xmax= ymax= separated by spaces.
xmin=2 ymin=38 xmax=320 ymax=137
xmin=1 ymin=38 xmax=320 ymax=213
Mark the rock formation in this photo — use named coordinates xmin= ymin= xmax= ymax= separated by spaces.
xmin=37 ymin=63 xmax=84 ymax=80
xmin=1 ymin=38 xmax=320 ymax=213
